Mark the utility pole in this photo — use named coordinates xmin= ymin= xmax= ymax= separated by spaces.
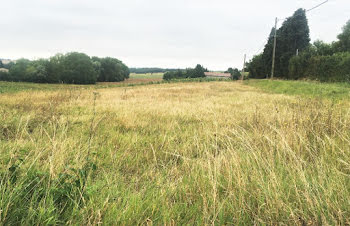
xmin=241 ymin=54 xmax=246 ymax=81
xmin=271 ymin=17 xmax=278 ymax=80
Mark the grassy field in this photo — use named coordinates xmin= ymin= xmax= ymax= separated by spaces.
xmin=245 ymin=79 xmax=350 ymax=100
xmin=129 ymin=72 xmax=164 ymax=79
xmin=1 ymin=80 xmax=350 ymax=224
xmin=0 ymin=73 xmax=163 ymax=94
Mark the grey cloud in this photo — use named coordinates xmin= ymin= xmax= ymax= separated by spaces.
xmin=1 ymin=0 xmax=349 ymax=70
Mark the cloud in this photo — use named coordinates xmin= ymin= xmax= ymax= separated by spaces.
xmin=1 ymin=0 xmax=349 ymax=70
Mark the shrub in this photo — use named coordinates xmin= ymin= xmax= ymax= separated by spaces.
xmin=289 ymin=52 xmax=350 ymax=82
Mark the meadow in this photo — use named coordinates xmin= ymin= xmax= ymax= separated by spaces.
xmin=1 ymin=79 xmax=350 ymax=225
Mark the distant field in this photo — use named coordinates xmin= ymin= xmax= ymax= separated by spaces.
xmin=99 ymin=73 xmax=163 ymax=86
xmin=0 ymin=73 xmax=164 ymax=94
xmin=0 ymin=81 xmax=84 ymax=94
xmin=129 ymin=72 xmax=164 ymax=79
xmin=1 ymin=80 xmax=350 ymax=224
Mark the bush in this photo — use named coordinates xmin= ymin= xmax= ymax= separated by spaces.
xmin=0 ymin=71 xmax=10 ymax=81
xmin=289 ymin=52 xmax=350 ymax=82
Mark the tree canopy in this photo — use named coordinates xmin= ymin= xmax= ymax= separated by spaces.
xmin=336 ymin=20 xmax=350 ymax=52
xmin=1 ymin=53 xmax=129 ymax=84
xmin=163 ymin=64 xmax=207 ymax=80
xmin=248 ymin=8 xmax=310 ymax=79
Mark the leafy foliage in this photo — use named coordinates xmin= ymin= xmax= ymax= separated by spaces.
xmin=92 ymin=57 xmax=130 ymax=82
xmin=249 ymin=10 xmax=350 ymax=83
xmin=0 ymin=53 xmax=129 ymax=84
xmin=246 ymin=54 xmax=266 ymax=79
xmin=289 ymin=52 xmax=350 ymax=82
xmin=248 ymin=8 xmax=310 ymax=78
xmin=225 ymin=67 xmax=241 ymax=80
xmin=336 ymin=20 xmax=350 ymax=52
xmin=163 ymin=64 xmax=207 ymax=80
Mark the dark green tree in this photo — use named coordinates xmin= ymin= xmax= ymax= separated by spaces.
xmin=92 ymin=57 xmax=129 ymax=82
xmin=192 ymin=64 xmax=205 ymax=78
xmin=4 ymin=61 xmax=15 ymax=70
xmin=0 ymin=60 xmax=3 ymax=68
xmin=335 ymin=20 xmax=350 ymax=52
xmin=313 ymin=40 xmax=334 ymax=56
xmin=261 ymin=27 xmax=276 ymax=77
xmin=46 ymin=54 xmax=64 ymax=83
xmin=252 ymin=8 xmax=310 ymax=79
xmin=61 ymin=52 xmax=97 ymax=84
xmin=9 ymin=59 xmax=31 ymax=81
xmin=247 ymin=54 xmax=266 ymax=79
xmin=25 ymin=59 xmax=49 ymax=83
xmin=226 ymin=67 xmax=241 ymax=80
xmin=275 ymin=8 xmax=310 ymax=78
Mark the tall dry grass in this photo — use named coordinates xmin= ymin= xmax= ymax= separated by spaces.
xmin=0 ymin=81 xmax=349 ymax=225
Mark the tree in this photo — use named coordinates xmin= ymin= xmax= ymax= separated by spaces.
xmin=261 ymin=27 xmax=276 ymax=77
xmin=9 ymin=59 xmax=31 ymax=81
xmin=192 ymin=64 xmax=205 ymax=78
xmin=25 ymin=59 xmax=49 ymax=83
xmin=251 ymin=8 xmax=310 ymax=78
xmin=226 ymin=67 xmax=241 ymax=80
xmin=46 ymin=54 xmax=64 ymax=83
xmin=163 ymin=64 xmax=207 ymax=80
xmin=336 ymin=20 xmax=350 ymax=52
xmin=0 ymin=60 xmax=3 ymax=68
xmin=92 ymin=57 xmax=129 ymax=82
xmin=61 ymin=52 xmax=97 ymax=84
xmin=313 ymin=40 xmax=334 ymax=56
xmin=231 ymin=68 xmax=241 ymax=80
xmin=4 ymin=61 xmax=15 ymax=70
xmin=247 ymin=54 xmax=266 ymax=79
xmin=275 ymin=8 xmax=310 ymax=78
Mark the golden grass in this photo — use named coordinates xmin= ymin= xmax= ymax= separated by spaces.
xmin=1 ymin=81 xmax=350 ymax=225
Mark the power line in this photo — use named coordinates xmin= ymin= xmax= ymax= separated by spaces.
xmin=306 ymin=0 xmax=329 ymax=12
xmin=248 ymin=1 xmax=329 ymax=67
xmin=254 ymin=41 xmax=267 ymax=55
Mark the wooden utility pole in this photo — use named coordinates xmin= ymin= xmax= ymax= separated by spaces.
xmin=241 ymin=54 xmax=246 ymax=81
xmin=271 ymin=17 xmax=278 ymax=79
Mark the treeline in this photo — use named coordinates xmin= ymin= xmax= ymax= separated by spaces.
xmin=0 ymin=52 xmax=129 ymax=84
xmin=247 ymin=8 xmax=350 ymax=82
xmin=130 ymin=68 xmax=179 ymax=74
xmin=163 ymin=64 xmax=208 ymax=80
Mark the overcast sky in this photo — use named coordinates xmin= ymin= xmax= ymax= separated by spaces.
xmin=1 ymin=0 xmax=349 ymax=70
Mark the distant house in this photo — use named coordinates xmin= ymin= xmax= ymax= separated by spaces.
xmin=0 ymin=68 xmax=9 ymax=72
xmin=204 ymin=72 xmax=231 ymax=78
xmin=0 ymin=59 xmax=15 ymax=65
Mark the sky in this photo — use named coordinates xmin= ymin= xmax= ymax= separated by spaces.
xmin=1 ymin=0 xmax=349 ymax=71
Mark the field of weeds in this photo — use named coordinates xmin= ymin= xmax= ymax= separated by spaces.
xmin=1 ymin=80 xmax=350 ymax=224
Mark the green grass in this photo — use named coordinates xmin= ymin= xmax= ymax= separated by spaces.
xmin=0 ymin=78 xmax=229 ymax=94
xmin=245 ymin=79 xmax=350 ymax=100
xmin=1 ymin=80 xmax=350 ymax=224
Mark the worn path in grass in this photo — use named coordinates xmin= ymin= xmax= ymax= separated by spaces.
xmin=1 ymin=81 xmax=350 ymax=225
